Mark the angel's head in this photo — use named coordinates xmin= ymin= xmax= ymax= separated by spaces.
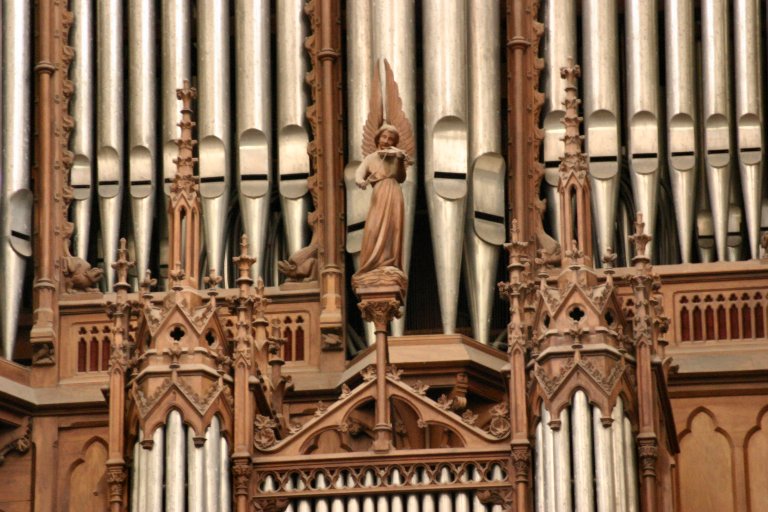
xmin=375 ymin=124 xmax=399 ymax=149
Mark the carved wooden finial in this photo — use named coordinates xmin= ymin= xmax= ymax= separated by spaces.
xmin=204 ymin=268 xmax=223 ymax=290
xmin=559 ymin=56 xmax=581 ymax=85
xmin=233 ymin=234 xmax=257 ymax=282
xmin=630 ymin=212 xmax=652 ymax=261
xmin=176 ymin=79 xmax=197 ymax=107
xmin=111 ymin=238 xmax=134 ymax=289
xmin=139 ymin=269 xmax=156 ymax=294
xmin=169 ymin=262 xmax=186 ymax=289
xmin=510 ymin=218 xmax=520 ymax=243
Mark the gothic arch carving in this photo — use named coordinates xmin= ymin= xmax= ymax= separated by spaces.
xmin=745 ymin=405 xmax=768 ymax=511
xmin=65 ymin=437 xmax=108 ymax=511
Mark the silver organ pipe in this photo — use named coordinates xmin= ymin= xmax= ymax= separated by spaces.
xmin=625 ymin=0 xmax=661 ymax=258
xmin=165 ymin=410 xmax=185 ymax=512
xmin=406 ymin=471 xmax=419 ymax=512
xmin=701 ymin=0 xmax=733 ymax=261
xmin=96 ymin=0 xmax=124 ymax=289
xmin=331 ymin=474 xmax=345 ymax=512
xmin=437 ymin=467 xmax=452 ymax=512
xmin=127 ymin=0 xmax=157 ymax=282
xmin=138 ymin=440 xmax=150 ymax=511
xmin=296 ymin=476 xmax=311 ymax=512
xmin=198 ymin=0 xmax=231 ymax=277
xmin=541 ymin=0 xmax=577 ymax=243
xmin=372 ymin=0 xmax=417 ymax=337
xmin=489 ymin=464 xmax=505 ymax=512
xmin=727 ymin=181 xmax=744 ymax=261
xmin=362 ymin=470 xmax=375 ymax=512
xmin=464 ymin=0 xmax=505 ymax=345
xmin=188 ymin=426 xmax=206 ymax=512
xmin=1 ymin=0 xmax=32 ymax=358
xmin=236 ymin=0 xmax=272 ymax=279
xmin=160 ymin=0 xmax=192 ymax=287
xmin=130 ymin=442 xmax=140 ymax=512
xmin=420 ymin=467 xmax=436 ymax=512
xmin=610 ymin=398 xmax=627 ymax=511
xmin=146 ymin=427 xmax=165 ymax=510
xmin=592 ymin=406 xmax=616 ymax=512
xmin=624 ymin=416 xmax=640 ymax=512
xmin=344 ymin=0 xmax=372 ymax=273
xmin=205 ymin=416 xmax=222 ymax=511
xmin=534 ymin=420 xmax=545 ymax=512
xmin=277 ymin=0 xmax=311 ymax=257
xmin=696 ymin=169 xmax=716 ymax=262
xmin=554 ymin=409 xmax=572 ymax=511
xmin=390 ymin=469 xmax=405 ymax=512
xmin=572 ymin=391 xmax=595 ymax=512
xmin=70 ymin=0 xmax=94 ymax=260
xmin=455 ymin=466 xmax=470 ymax=512
xmin=346 ymin=473 xmax=361 ymax=512
xmin=665 ymin=0 xmax=698 ymax=263
xmin=582 ymin=0 xmax=621 ymax=260
xmin=316 ymin=473 xmax=330 ymax=512
xmin=734 ymin=0 xmax=763 ymax=259
xmin=219 ymin=436 xmax=231 ymax=511
xmin=423 ymin=0 xmax=469 ymax=334
xmin=542 ymin=406 xmax=556 ymax=510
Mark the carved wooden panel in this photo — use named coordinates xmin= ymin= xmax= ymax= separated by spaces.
xmin=746 ymin=407 xmax=768 ymax=510
xmin=678 ymin=409 xmax=734 ymax=512
xmin=67 ymin=440 xmax=108 ymax=510
xmin=0 ymin=443 xmax=32 ymax=511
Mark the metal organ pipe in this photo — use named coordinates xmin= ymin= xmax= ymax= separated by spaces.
xmin=423 ymin=0 xmax=469 ymax=334
xmin=542 ymin=406 xmax=556 ymax=511
xmin=554 ymin=409 xmax=572 ymax=511
xmin=464 ymin=0 xmax=505 ymax=345
xmin=592 ymin=406 xmax=616 ymax=512
xmin=534 ymin=420 xmax=545 ymax=512
xmin=277 ymin=0 xmax=311 ymax=257
xmin=665 ymin=0 xmax=698 ymax=263
xmin=701 ymin=0 xmax=733 ymax=261
xmin=160 ymin=0 xmax=192 ymax=287
xmin=96 ymin=0 xmax=124 ymax=289
xmin=624 ymin=416 xmax=640 ymax=512
xmin=70 ymin=0 xmax=94 ymax=260
xmin=541 ymin=0 xmax=577 ymax=244
xmin=610 ymin=398 xmax=628 ymax=511
xmin=582 ymin=0 xmax=621 ymax=261
xmin=165 ymin=411 xmax=185 ymax=512
xmin=572 ymin=391 xmax=595 ymax=512
xmin=128 ymin=0 xmax=157 ymax=283
xmin=205 ymin=416 xmax=222 ymax=511
xmin=188 ymin=426 xmax=206 ymax=512
xmin=372 ymin=0 xmax=417 ymax=336
xmin=734 ymin=0 xmax=763 ymax=259
xmin=130 ymin=442 xmax=140 ymax=512
xmin=146 ymin=427 xmax=165 ymax=511
xmin=198 ymin=0 xmax=231 ymax=278
xmin=219 ymin=436 xmax=231 ymax=511
xmin=236 ymin=0 xmax=272 ymax=279
xmin=625 ymin=0 xmax=661 ymax=258
xmin=1 ymin=0 xmax=32 ymax=358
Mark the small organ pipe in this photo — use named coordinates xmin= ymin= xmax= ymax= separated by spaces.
xmin=96 ymin=0 xmax=124 ymax=289
xmin=1 ymin=0 xmax=32 ymax=358
xmin=277 ymin=0 xmax=311 ymax=257
xmin=205 ymin=417 xmax=222 ymax=511
xmin=127 ymin=0 xmax=157 ymax=282
xmin=220 ymin=436 xmax=231 ymax=511
xmin=198 ymin=0 xmax=231 ymax=278
xmin=70 ymin=0 xmax=94 ymax=260
xmin=187 ymin=427 xmax=206 ymax=512
xmin=165 ymin=411 xmax=185 ymax=512
xmin=236 ymin=0 xmax=272 ymax=279
xmin=611 ymin=399 xmax=628 ymax=511
xmin=554 ymin=409 xmax=572 ymax=511
xmin=423 ymin=0 xmax=469 ymax=334
xmin=593 ymin=406 xmax=616 ymax=512
xmin=437 ymin=466 xmax=452 ymax=512
xmin=146 ymin=427 xmax=165 ymax=511
xmin=535 ymin=420 xmax=545 ymax=512
xmin=582 ymin=0 xmax=621 ymax=260
xmin=701 ymin=0 xmax=733 ymax=260
xmin=542 ymin=407 xmax=555 ymax=511
xmin=130 ymin=442 xmax=140 ymax=512
xmin=734 ymin=0 xmax=763 ymax=258
xmin=624 ymin=416 xmax=640 ymax=512
xmin=572 ymin=391 xmax=595 ymax=512
xmin=316 ymin=472 xmax=330 ymax=512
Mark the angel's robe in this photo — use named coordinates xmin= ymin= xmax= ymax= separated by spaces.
xmin=355 ymin=147 xmax=407 ymax=275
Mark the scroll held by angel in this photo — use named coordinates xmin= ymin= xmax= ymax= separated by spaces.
xmin=351 ymin=59 xmax=415 ymax=288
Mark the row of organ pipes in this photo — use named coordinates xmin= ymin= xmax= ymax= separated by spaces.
xmin=2 ymin=0 xmax=768 ymax=356
xmin=130 ymin=413 xmax=231 ymax=512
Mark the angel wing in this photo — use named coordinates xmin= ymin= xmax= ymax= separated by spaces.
xmin=361 ymin=62 xmax=383 ymax=157
xmin=383 ymin=59 xmax=416 ymax=166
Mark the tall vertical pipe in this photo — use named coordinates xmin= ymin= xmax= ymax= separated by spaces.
xmin=701 ymin=0 xmax=733 ymax=260
xmin=372 ymin=0 xmax=416 ymax=335
xmin=572 ymin=391 xmax=595 ymax=511
xmin=198 ymin=0 xmax=231 ymax=278
xmin=205 ymin=417 xmax=222 ymax=511
xmin=464 ymin=0 xmax=504 ymax=344
xmin=165 ymin=411 xmax=185 ymax=511
xmin=220 ymin=436 xmax=231 ymax=511
xmin=541 ymin=0 xmax=576 ymax=243
xmin=1 ymin=0 xmax=32 ymax=358
xmin=626 ymin=0 xmax=661 ymax=259
xmin=665 ymin=0 xmax=698 ymax=263
xmin=130 ymin=442 xmax=140 ymax=512
xmin=423 ymin=0 xmax=468 ymax=334
xmin=96 ymin=0 xmax=124 ymax=289
xmin=582 ymin=0 xmax=621 ymax=259
xmin=160 ymin=0 xmax=192 ymax=287
xmin=534 ymin=421 xmax=545 ymax=512
xmin=734 ymin=0 xmax=763 ymax=258
xmin=146 ymin=427 xmax=165 ymax=510
xmin=554 ymin=409 xmax=572 ymax=511
xmin=624 ymin=416 xmax=640 ymax=512
xmin=188 ymin=427 xmax=206 ymax=512
xmin=611 ymin=399 xmax=628 ymax=511
xmin=70 ymin=0 xmax=94 ymax=259
xmin=128 ymin=0 xmax=157 ymax=282
xmin=593 ymin=406 xmax=616 ymax=512
xmin=277 ymin=0 xmax=311 ymax=257
xmin=236 ymin=0 xmax=272 ymax=279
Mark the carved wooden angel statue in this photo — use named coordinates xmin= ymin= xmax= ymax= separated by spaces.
xmin=352 ymin=59 xmax=415 ymax=280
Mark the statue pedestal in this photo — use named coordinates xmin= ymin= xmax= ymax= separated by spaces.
xmin=353 ymin=267 xmax=407 ymax=452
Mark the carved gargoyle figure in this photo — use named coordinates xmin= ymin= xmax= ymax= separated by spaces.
xmin=278 ymin=175 xmax=320 ymax=282
xmin=533 ymin=197 xmax=561 ymax=268
xmin=61 ymin=221 xmax=103 ymax=293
